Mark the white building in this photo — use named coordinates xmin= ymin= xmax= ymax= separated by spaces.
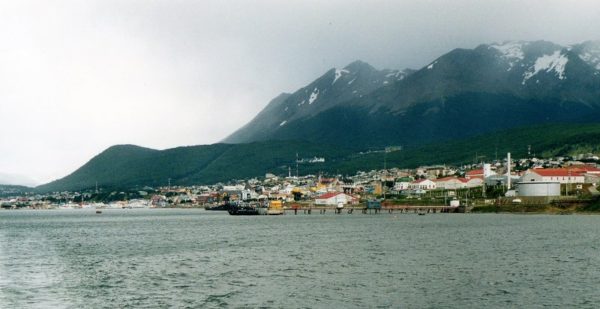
xmin=314 ymin=192 xmax=357 ymax=205
xmin=521 ymin=169 xmax=585 ymax=184
xmin=409 ymin=179 xmax=437 ymax=190
xmin=393 ymin=181 xmax=412 ymax=191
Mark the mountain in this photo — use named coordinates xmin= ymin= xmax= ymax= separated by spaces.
xmin=224 ymin=60 xmax=413 ymax=143
xmin=224 ymin=40 xmax=600 ymax=149
xmin=37 ymin=123 xmax=600 ymax=192
xmin=36 ymin=141 xmax=354 ymax=192
xmin=37 ymin=40 xmax=600 ymax=191
xmin=0 ymin=184 xmax=32 ymax=197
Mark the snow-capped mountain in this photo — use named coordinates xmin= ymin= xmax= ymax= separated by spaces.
xmin=224 ymin=41 xmax=600 ymax=148
xmin=223 ymin=60 xmax=413 ymax=143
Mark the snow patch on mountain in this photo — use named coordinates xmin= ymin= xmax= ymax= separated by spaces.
xmin=332 ymin=68 xmax=350 ymax=84
xmin=490 ymin=41 xmax=527 ymax=69
xmin=490 ymin=42 xmax=525 ymax=60
xmin=279 ymin=120 xmax=287 ymax=126
xmin=427 ymin=61 xmax=437 ymax=70
xmin=308 ymin=88 xmax=319 ymax=104
xmin=579 ymin=47 xmax=600 ymax=70
xmin=522 ymin=51 xmax=568 ymax=84
xmin=348 ymin=77 xmax=356 ymax=85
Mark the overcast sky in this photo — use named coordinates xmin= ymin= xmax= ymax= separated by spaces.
xmin=1 ymin=0 xmax=599 ymax=185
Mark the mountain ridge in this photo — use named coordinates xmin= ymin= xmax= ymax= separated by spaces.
xmin=224 ymin=40 xmax=600 ymax=148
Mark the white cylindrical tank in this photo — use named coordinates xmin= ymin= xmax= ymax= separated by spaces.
xmin=516 ymin=182 xmax=560 ymax=197
xmin=483 ymin=163 xmax=492 ymax=178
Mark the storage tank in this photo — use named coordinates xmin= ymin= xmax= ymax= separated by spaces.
xmin=483 ymin=163 xmax=493 ymax=178
xmin=516 ymin=182 xmax=560 ymax=197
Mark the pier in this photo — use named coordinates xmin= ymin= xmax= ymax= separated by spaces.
xmin=283 ymin=204 xmax=460 ymax=214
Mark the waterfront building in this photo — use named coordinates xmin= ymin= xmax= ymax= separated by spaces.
xmin=314 ymin=192 xmax=357 ymax=206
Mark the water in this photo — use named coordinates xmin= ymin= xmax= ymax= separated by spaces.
xmin=2 ymin=210 xmax=600 ymax=308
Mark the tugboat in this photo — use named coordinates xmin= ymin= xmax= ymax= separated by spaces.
xmin=227 ymin=201 xmax=260 ymax=216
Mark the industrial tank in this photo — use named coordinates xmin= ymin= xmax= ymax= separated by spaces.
xmin=516 ymin=181 xmax=560 ymax=197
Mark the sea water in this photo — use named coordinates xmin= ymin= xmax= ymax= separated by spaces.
xmin=1 ymin=209 xmax=600 ymax=308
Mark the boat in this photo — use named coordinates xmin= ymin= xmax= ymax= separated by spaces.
xmin=227 ymin=201 xmax=260 ymax=216
xmin=204 ymin=203 xmax=230 ymax=211
xmin=266 ymin=200 xmax=284 ymax=215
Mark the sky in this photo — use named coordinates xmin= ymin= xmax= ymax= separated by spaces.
xmin=1 ymin=0 xmax=599 ymax=186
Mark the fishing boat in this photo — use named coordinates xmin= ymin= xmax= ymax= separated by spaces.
xmin=227 ymin=201 xmax=260 ymax=216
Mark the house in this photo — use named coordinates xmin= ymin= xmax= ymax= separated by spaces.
xmin=570 ymin=166 xmax=600 ymax=175
xmin=314 ymin=192 xmax=357 ymax=205
xmin=409 ymin=179 xmax=437 ymax=190
xmin=241 ymin=189 xmax=259 ymax=200
xmin=433 ymin=177 xmax=466 ymax=190
xmin=521 ymin=169 xmax=585 ymax=184
xmin=393 ymin=181 xmax=412 ymax=191
xmin=464 ymin=177 xmax=484 ymax=188
xmin=417 ymin=165 xmax=449 ymax=178
xmin=465 ymin=169 xmax=484 ymax=179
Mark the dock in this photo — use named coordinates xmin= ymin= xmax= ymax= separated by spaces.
xmin=283 ymin=204 xmax=460 ymax=214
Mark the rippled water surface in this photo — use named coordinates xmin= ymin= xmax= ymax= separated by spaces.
xmin=2 ymin=209 xmax=600 ymax=308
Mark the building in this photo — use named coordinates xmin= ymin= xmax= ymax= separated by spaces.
xmin=409 ymin=179 xmax=437 ymax=190
xmin=465 ymin=169 xmax=484 ymax=179
xmin=314 ymin=192 xmax=357 ymax=205
xmin=433 ymin=177 xmax=467 ymax=190
xmin=521 ymin=169 xmax=585 ymax=184
xmin=464 ymin=177 xmax=484 ymax=188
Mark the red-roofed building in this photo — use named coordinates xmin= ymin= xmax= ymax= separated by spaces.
xmin=521 ymin=169 xmax=585 ymax=184
xmin=314 ymin=192 xmax=357 ymax=206
xmin=434 ymin=177 xmax=467 ymax=190
xmin=434 ymin=176 xmax=483 ymax=189
xmin=465 ymin=169 xmax=484 ymax=179
xmin=569 ymin=166 xmax=600 ymax=175
xmin=409 ymin=179 xmax=436 ymax=190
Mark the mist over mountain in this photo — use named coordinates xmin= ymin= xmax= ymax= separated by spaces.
xmin=224 ymin=40 xmax=600 ymax=149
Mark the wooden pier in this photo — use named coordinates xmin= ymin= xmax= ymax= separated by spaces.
xmin=283 ymin=204 xmax=460 ymax=214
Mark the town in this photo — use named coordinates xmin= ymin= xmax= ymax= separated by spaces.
xmin=2 ymin=152 xmax=599 ymax=212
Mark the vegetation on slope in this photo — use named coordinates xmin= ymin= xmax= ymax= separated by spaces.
xmin=37 ymin=123 xmax=600 ymax=192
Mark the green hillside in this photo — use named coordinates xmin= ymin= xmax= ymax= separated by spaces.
xmin=36 ymin=141 xmax=354 ymax=192
xmin=37 ymin=123 xmax=600 ymax=192
xmin=327 ymin=123 xmax=600 ymax=174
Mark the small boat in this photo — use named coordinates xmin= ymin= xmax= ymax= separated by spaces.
xmin=227 ymin=201 xmax=260 ymax=216
xmin=96 ymin=210 xmax=102 ymax=214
